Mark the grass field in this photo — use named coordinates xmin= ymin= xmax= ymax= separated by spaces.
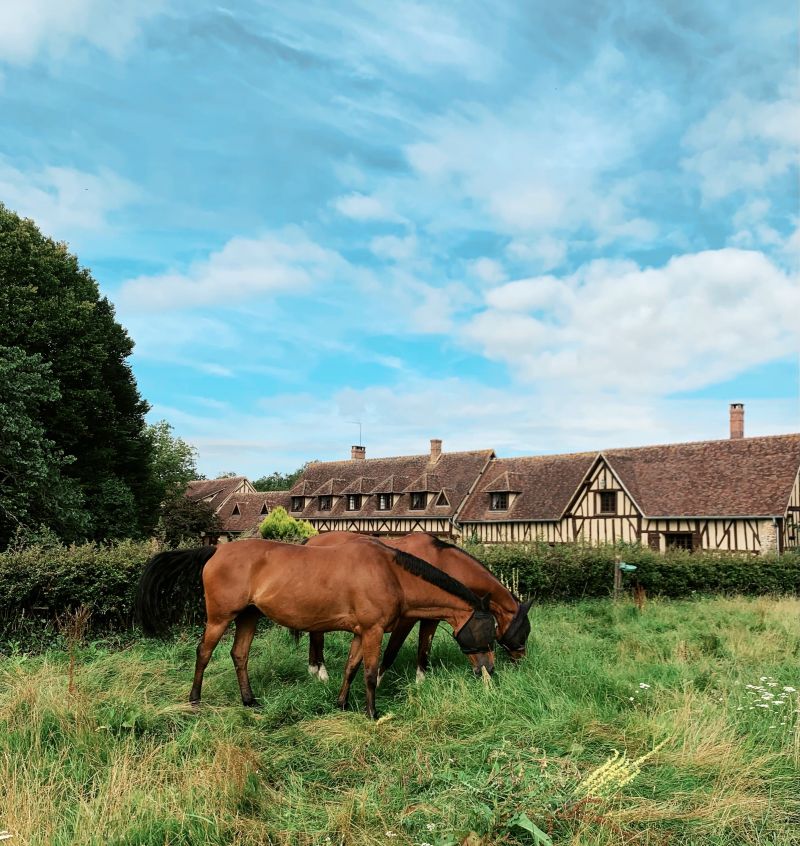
xmin=1 ymin=596 xmax=798 ymax=846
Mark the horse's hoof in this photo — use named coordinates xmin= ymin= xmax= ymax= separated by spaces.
xmin=317 ymin=664 xmax=329 ymax=683
xmin=242 ymin=698 xmax=260 ymax=708
xmin=189 ymin=699 xmax=202 ymax=709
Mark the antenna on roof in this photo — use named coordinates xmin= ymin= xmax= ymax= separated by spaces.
xmin=350 ymin=420 xmax=363 ymax=446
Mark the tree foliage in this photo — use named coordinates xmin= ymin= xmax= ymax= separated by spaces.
xmin=253 ymin=463 xmax=311 ymax=492
xmin=159 ymin=496 xmax=220 ymax=549
xmin=0 ymin=204 xmax=157 ymax=544
xmin=259 ymin=506 xmax=317 ymax=542
xmin=145 ymin=420 xmax=201 ymax=503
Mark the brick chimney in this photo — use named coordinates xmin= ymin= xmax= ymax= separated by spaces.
xmin=429 ymin=438 xmax=442 ymax=462
xmin=351 ymin=445 xmax=366 ymax=460
xmin=729 ymin=403 xmax=744 ymax=439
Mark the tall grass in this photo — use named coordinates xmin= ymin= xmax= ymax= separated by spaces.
xmin=1 ymin=596 xmax=798 ymax=845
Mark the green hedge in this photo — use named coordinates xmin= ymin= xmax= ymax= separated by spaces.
xmin=0 ymin=539 xmax=154 ymax=641
xmin=464 ymin=541 xmax=800 ymax=599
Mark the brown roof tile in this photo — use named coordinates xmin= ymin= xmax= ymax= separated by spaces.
xmin=604 ymin=434 xmax=800 ymax=517
xmin=217 ymin=491 xmax=292 ymax=533
xmin=292 ymin=449 xmax=494 ymax=520
xmin=185 ymin=476 xmax=253 ymax=512
xmin=459 ymin=452 xmax=597 ymax=522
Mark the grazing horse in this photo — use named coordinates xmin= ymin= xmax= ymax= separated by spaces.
xmin=135 ymin=539 xmax=496 ymax=719
xmin=303 ymin=532 xmax=533 ymax=684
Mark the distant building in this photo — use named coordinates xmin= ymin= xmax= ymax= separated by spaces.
xmin=186 ymin=405 xmax=800 ymax=553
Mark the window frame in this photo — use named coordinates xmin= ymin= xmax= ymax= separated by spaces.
xmin=377 ymin=493 xmax=393 ymax=511
xmin=318 ymin=495 xmax=333 ymax=511
xmin=489 ymin=491 xmax=509 ymax=511
xmin=597 ymin=490 xmax=618 ymax=515
xmin=664 ymin=532 xmax=694 ymax=551
xmin=346 ymin=494 xmax=362 ymax=511
xmin=291 ymin=496 xmax=304 ymax=512
xmin=409 ymin=491 xmax=427 ymax=511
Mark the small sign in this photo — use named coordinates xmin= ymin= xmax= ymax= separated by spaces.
xmin=618 ymin=562 xmax=637 ymax=572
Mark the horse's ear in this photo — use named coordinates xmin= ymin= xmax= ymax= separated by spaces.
xmin=480 ymin=593 xmax=492 ymax=611
xmin=521 ymin=598 xmax=534 ymax=615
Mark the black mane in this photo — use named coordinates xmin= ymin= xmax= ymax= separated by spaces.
xmin=391 ymin=548 xmax=481 ymax=609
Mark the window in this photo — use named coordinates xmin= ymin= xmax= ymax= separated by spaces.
xmin=291 ymin=497 xmax=304 ymax=512
xmin=490 ymin=492 xmax=508 ymax=511
xmin=435 ymin=491 xmax=449 ymax=507
xmin=647 ymin=533 xmax=660 ymax=551
xmin=377 ymin=493 xmax=393 ymax=511
xmin=665 ymin=532 xmax=693 ymax=551
xmin=346 ymin=494 xmax=362 ymax=511
xmin=232 ymin=503 xmax=241 ymax=515
xmin=598 ymin=491 xmax=617 ymax=514
xmin=319 ymin=495 xmax=332 ymax=511
xmin=410 ymin=492 xmax=426 ymax=510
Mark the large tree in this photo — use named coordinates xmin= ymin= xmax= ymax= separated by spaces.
xmin=0 ymin=204 xmax=157 ymax=542
xmin=252 ymin=462 xmax=311 ymax=492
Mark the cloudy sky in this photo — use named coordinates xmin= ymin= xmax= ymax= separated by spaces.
xmin=1 ymin=1 xmax=798 ymax=476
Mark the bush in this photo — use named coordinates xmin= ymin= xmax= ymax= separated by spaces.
xmin=463 ymin=541 xmax=800 ymax=600
xmin=258 ymin=506 xmax=317 ymax=543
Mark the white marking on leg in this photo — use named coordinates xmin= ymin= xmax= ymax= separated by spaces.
xmin=416 ymin=668 xmax=426 ymax=684
xmin=317 ymin=664 xmax=329 ymax=682
xmin=308 ymin=663 xmax=319 ymax=676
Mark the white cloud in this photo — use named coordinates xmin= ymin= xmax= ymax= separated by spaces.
xmin=506 ymin=236 xmax=567 ymax=272
xmin=0 ymin=0 xmax=163 ymax=65
xmin=462 ymin=248 xmax=800 ymax=395
xmin=333 ymin=192 xmax=401 ymax=222
xmin=0 ymin=159 xmax=138 ymax=237
xmin=369 ymin=233 xmax=417 ymax=261
xmin=467 ymin=257 xmax=506 ymax=286
xmin=118 ymin=228 xmax=348 ymax=312
xmin=682 ymin=85 xmax=799 ymax=202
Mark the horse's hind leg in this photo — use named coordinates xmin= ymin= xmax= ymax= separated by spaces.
xmin=416 ymin=620 xmax=439 ymax=683
xmin=336 ymin=635 xmax=363 ymax=711
xmin=308 ymin=632 xmax=329 ymax=682
xmin=231 ymin=607 xmax=261 ymax=707
xmin=189 ymin=614 xmax=234 ymax=705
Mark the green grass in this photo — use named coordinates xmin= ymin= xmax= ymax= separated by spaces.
xmin=1 ymin=596 xmax=798 ymax=845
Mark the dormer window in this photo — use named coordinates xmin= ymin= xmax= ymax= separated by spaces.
xmin=319 ymin=495 xmax=332 ymax=511
xmin=410 ymin=492 xmax=426 ymax=510
xmin=232 ymin=503 xmax=241 ymax=515
xmin=260 ymin=504 xmax=269 ymax=515
xmin=291 ymin=497 xmax=304 ymax=512
xmin=346 ymin=494 xmax=362 ymax=511
xmin=490 ymin=492 xmax=508 ymax=511
xmin=377 ymin=493 xmax=393 ymax=510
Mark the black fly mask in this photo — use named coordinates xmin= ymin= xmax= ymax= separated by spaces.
xmin=498 ymin=598 xmax=533 ymax=653
xmin=453 ymin=594 xmax=496 ymax=654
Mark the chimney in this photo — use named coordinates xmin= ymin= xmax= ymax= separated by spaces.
xmin=429 ymin=438 xmax=442 ymax=462
xmin=351 ymin=445 xmax=366 ymax=460
xmin=729 ymin=403 xmax=744 ymax=439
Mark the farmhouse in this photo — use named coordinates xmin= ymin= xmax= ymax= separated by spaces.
xmin=187 ymin=405 xmax=800 ymax=553
xmin=186 ymin=475 xmax=290 ymax=543
xmin=286 ymin=440 xmax=493 ymax=538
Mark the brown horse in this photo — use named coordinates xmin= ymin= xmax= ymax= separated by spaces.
xmin=135 ymin=538 xmax=496 ymax=719
xmin=303 ymin=532 xmax=532 ymax=684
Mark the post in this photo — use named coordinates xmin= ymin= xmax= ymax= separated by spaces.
xmin=613 ymin=555 xmax=622 ymax=602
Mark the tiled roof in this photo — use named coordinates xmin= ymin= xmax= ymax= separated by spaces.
xmin=185 ymin=476 xmax=252 ymax=512
xmin=604 ymin=434 xmax=800 ymax=517
xmin=216 ymin=491 xmax=292 ymax=533
xmin=291 ymin=449 xmax=494 ymax=520
xmin=403 ymin=472 xmax=442 ymax=493
xmin=460 ymin=453 xmax=596 ymax=522
xmin=341 ymin=477 xmax=376 ymax=495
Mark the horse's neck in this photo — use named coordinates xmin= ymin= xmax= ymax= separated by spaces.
xmin=437 ymin=549 xmax=518 ymax=619
xmin=394 ymin=568 xmax=470 ymax=626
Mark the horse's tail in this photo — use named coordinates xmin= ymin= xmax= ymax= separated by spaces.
xmin=135 ymin=546 xmax=218 ymax=636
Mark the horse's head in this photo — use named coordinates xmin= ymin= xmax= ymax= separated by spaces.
xmin=497 ymin=598 xmax=533 ymax=661
xmin=453 ymin=594 xmax=496 ymax=677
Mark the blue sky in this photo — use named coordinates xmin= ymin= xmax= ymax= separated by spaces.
xmin=1 ymin=1 xmax=798 ymax=477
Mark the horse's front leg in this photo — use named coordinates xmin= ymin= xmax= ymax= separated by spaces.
xmin=361 ymin=626 xmax=385 ymax=720
xmin=377 ymin=617 xmax=416 ymax=686
xmin=416 ymin=620 xmax=439 ymax=683
xmin=307 ymin=631 xmax=329 ymax=682
xmin=336 ymin=634 xmax=362 ymax=710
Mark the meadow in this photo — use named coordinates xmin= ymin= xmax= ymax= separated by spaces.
xmin=1 ymin=596 xmax=798 ymax=846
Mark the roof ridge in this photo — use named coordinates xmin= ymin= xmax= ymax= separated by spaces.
xmin=604 ymin=432 xmax=800 ymax=454
xmin=307 ymin=449 xmax=493 ymax=466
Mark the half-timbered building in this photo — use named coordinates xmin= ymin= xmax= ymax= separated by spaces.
xmin=286 ymin=439 xmax=494 ymax=538
xmin=460 ymin=432 xmax=800 ymax=554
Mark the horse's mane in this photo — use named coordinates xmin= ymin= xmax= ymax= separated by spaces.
xmin=391 ymin=548 xmax=481 ymax=609
xmin=427 ymin=534 xmax=518 ymax=600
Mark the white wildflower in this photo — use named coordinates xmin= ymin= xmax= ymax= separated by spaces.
xmin=754 ymin=703 xmax=769 ymax=708
xmin=783 ymin=686 xmax=796 ymax=693
xmin=761 ymin=693 xmax=775 ymax=700
xmin=638 ymin=683 xmax=651 ymax=689
xmin=426 ymin=824 xmax=436 ymax=831
xmin=385 ymin=832 xmax=397 ymax=839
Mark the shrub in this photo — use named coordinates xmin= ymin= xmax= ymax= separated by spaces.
xmin=463 ymin=541 xmax=800 ymax=599
xmin=258 ymin=506 xmax=317 ymax=543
